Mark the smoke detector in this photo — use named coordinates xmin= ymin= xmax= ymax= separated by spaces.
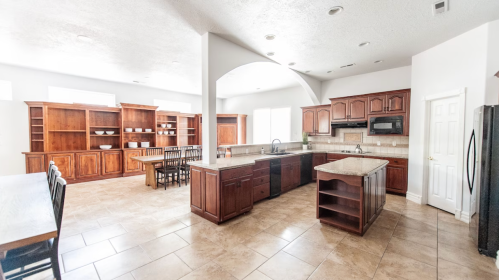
xmin=433 ymin=0 xmax=448 ymax=15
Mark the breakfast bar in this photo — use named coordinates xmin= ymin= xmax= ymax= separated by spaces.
xmin=314 ymin=157 xmax=389 ymax=235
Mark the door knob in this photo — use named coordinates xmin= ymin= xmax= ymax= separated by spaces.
xmin=428 ymin=156 xmax=433 ymax=160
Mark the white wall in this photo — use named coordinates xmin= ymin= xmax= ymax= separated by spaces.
xmin=409 ymin=22 xmax=496 ymax=218
xmin=222 ymin=86 xmax=314 ymax=144
xmin=321 ymin=66 xmax=412 ymax=104
xmin=485 ymin=20 xmax=499 ymax=105
xmin=0 ymin=63 xmax=222 ymax=176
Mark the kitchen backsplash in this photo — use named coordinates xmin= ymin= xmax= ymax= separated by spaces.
xmin=309 ymin=128 xmax=409 ymax=155
xmin=229 ymin=142 xmax=302 ymax=156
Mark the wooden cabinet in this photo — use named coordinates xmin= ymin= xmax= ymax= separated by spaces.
xmin=367 ymin=90 xmax=408 ymax=115
xmin=237 ymin=175 xmax=253 ymax=213
xmin=327 ymin=153 xmax=363 ymax=163
xmin=281 ymin=156 xmax=300 ymax=193
xmin=217 ymin=123 xmax=237 ymax=146
xmin=76 ymin=152 xmax=101 ymax=179
xmin=253 ymin=160 xmax=270 ymax=203
xmin=364 ymin=156 xmax=408 ymax=194
xmin=221 ymin=179 xmax=238 ymax=220
xmin=124 ymin=149 xmax=143 ymax=173
xmin=25 ymin=154 xmax=45 ymax=174
xmin=312 ymin=153 xmax=326 ymax=180
xmin=47 ymin=153 xmax=75 ymax=180
xmin=301 ymin=105 xmax=334 ymax=136
xmin=102 ymin=150 xmax=123 ymax=175
xmin=330 ymin=98 xmax=367 ymax=122
xmin=363 ymin=167 xmax=386 ymax=229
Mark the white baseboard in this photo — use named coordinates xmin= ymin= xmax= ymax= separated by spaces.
xmin=457 ymin=211 xmax=470 ymax=223
xmin=406 ymin=192 xmax=422 ymax=204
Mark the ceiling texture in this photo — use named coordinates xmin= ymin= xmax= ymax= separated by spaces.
xmin=0 ymin=0 xmax=499 ymax=98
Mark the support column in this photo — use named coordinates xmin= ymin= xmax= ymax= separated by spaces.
xmin=201 ymin=33 xmax=217 ymax=164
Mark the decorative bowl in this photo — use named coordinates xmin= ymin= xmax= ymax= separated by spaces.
xmin=169 ymin=131 xmax=175 ymax=135
xmin=166 ymin=124 xmax=172 ymax=128
xmin=95 ymin=131 xmax=104 ymax=135
xmin=99 ymin=145 xmax=112 ymax=150
xmin=145 ymin=129 xmax=152 ymax=132
xmin=141 ymin=142 xmax=150 ymax=148
xmin=128 ymin=142 xmax=138 ymax=148
xmin=105 ymin=131 xmax=114 ymax=135
xmin=135 ymin=128 xmax=142 ymax=132
xmin=125 ymin=128 xmax=133 ymax=132
xmin=161 ymin=124 xmax=167 ymax=128
xmin=158 ymin=131 xmax=163 ymax=135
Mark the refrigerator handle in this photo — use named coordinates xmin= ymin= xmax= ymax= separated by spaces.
xmin=467 ymin=130 xmax=476 ymax=194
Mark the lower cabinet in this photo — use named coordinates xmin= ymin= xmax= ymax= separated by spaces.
xmin=253 ymin=160 xmax=270 ymax=203
xmin=25 ymin=154 xmax=45 ymax=174
xmin=102 ymin=150 xmax=123 ymax=175
xmin=76 ymin=152 xmax=101 ymax=179
xmin=124 ymin=149 xmax=143 ymax=173
xmin=47 ymin=153 xmax=75 ymax=180
xmin=363 ymin=167 xmax=387 ymax=231
xmin=281 ymin=156 xmax=300 ymax=193
xmin=312 ymin=153 xmax=326 ymax=180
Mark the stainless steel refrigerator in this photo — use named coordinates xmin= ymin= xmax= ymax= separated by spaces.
xmin=467 ymin=105 xmax=499 ymax=257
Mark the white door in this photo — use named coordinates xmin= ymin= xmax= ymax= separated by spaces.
xmin=427 ymin=97 xmax=460 ymax=213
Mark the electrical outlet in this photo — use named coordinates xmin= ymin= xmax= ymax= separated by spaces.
xmin=328 ymin=139 xmax=331 ymax=143
xmin=392 ymin=141 xmax=397 ymax=147
xmin=246 ymin=149 xmax=248 ymax=154
xmin=377 ymin=141 xmax=381 ymax=146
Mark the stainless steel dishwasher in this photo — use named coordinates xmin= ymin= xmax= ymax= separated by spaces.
xmin=269 ymin=158 xmax=281 ymax=199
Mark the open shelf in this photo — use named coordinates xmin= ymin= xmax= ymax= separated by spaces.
xmin=157 ymin=121 xmax=177 ymax=123
xmin=124 ymin=132 xmax=155 ymax=134
xmin=32 ymin=132 xmax=44 ymax=134
xmin=319 ymin=190 xmax=360 ymax=201
xmin=49 ymin=130 xmax=86 ymax=132
xmin=31 ymin=125 xmax=44 ymax=127
xmin=159 ymin=134 xmax=177 ymax=137
xmin=31 ymin=117 xmax=43 ymax=120
xmin=90 ymin=134 xmax=120 ymax=137
xmin=319 ymin=204 xmax=359 ymax=217
xmin=179 ymin=128 xmax=196 ymax=129
xmin=32 ymin=140 xmax=44 ymax=142
xmin=319 ymin=213 xmax=359 ymax=233
xmin=179 ymin=134 xmax=196 ymax=136
xmin=90 ymin=126 xmax=120 ymax=128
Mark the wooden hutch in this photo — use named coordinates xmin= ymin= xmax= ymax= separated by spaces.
xmin=22 ymin=102 xmax=233 ymax=184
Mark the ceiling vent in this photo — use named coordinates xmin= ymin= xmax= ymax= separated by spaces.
xmin=433 ymin=0 xmax=448 ymax=15
xmin=340 ymin=63 xmax=356 ymax=69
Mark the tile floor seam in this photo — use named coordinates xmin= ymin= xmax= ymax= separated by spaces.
xmin=92 ymin=263 xmax=102 ymax=280
xmin=371 ymin=212 xmax=400 ymax=279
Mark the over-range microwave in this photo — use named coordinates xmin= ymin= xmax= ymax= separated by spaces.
xmin=369 ymin=115 xmax=404 ymax=135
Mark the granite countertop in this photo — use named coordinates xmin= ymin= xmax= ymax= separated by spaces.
xmin=314 ymin=158 xmax=389 ymax=176
xmin=327 ymin=150 xmax=408 ymax=159
xmin=188 ymin=149 xmax=405 ymax=171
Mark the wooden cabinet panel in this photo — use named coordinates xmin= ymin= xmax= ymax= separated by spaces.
xmin=217 ymin=123 xmax=237 ymax=146
xmin=253 ymin=183 xmax=270 ymax=202
xmin=281 ymin=164 xmax=292 ymax=192
xmin=302 ymin=109 xmax=315 ymax=134
xmin=190 ymin=167 xmax=203 ymax=211
xmin=25 ymin=154 xmax=45 ymax=174
xmin=312 ymin=153 xmax=326 ymax=180
xmin=291 ymin=162 xmax=301 ymax=187
xmin=316 ymin=107 xmax=331 ymax=135
xmin=331 ymin=99 xmax=348 ymax=122
xmin=253 ymin=175 xmax=270 ymax=186
xmin=221 ymin=166 xmax=253 ymax=181
xmin=221 ymin=179 xmax=238 ymax=221
xmin=47 ymin=153 xmax=75 ymax=180
xmin=101 ymin=151 xmax=122 ymax=175
xmin=76 ymin=152 xmax=101 ymax=179
xmin=386 ymin=93 xmax=406 ymax=113
xmin=368 ymin=96 xmax=386 ymax=115
xmin=237 ymin=175 xmax=253 ymax=213
xmin=348 ymin=97 xmax=367 ymax=121
xmin=205 ymin=171 xmax=219 ymax=218
xmin=386 ymin=166 xmax=406 ymax=192
xmin=124 ymin=149 xmax=142 ymax=173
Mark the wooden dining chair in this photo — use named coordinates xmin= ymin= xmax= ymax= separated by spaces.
xmin=1 ymin=177 xmax=66 ymax=280
xmin=48 ymin=166 xmax=59 ymax=196
xmin=217 ymin=147 xmax=227 ymax=158
xmin=165 ymin=146 xmax=178 ymax=151
xmin=50 ymin=171 xmax=61 ymax=202
xmin=180 ymin=148 xmax=201 ymax=182
xmin=47 ymin=161 xmax=55 ymax=181
xmin=156 ymin=150 xmax=181 ymax=189
xmin=146 ymin=147 xmax=164 ymax=169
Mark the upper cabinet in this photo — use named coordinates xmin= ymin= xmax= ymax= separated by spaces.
xmin=368 ymin=90 xmax=408 ymax=115
xmin=301 ymin=105 xmax=335 ymax=136
xmin=330 ymin=98 xmax=367 ymax=122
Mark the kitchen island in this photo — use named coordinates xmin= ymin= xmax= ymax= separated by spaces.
xmin=315 ymin=157 xmax=389 ymax=235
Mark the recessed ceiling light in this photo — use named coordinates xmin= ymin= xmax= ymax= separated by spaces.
xmin=328 ymin=6 xmax=343 ymax=15
xmin=265 ymin=34 xmax=276 ymax=40
xmin=374 ymin=60 xmax=383 ymax=63
xmin=288 ymin=62 xmax=295 ymax=66
xmin=266 ymin=52 xmax=275 ymax=56
xmin=327 ymin=71 xmax=332 ymax=73
xmin=358 ymin=42 xmax=370 ymax=47
xmin=76 ymin=35 xmax=92 ymax=42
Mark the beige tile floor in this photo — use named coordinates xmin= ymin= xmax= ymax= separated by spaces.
xmin=11 ymin=175 xmax=499 ymax=280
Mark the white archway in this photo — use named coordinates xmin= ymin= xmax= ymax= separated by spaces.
xmin=202 ymin=32 xmax=322 ymax=163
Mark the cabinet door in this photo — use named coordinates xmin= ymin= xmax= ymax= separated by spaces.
xmin=368 ymin=95 xmax=386 ymax=115
xmin=292 ymin=162 xmax=301 ymax=187
xmin=386 ymin=165 xmax=407 ymax=193
xmin=221 ymin=179 xmax=238 ymax=221
xmin=76 ymin=152 xmax=101 ymax=179
xmin=331 ymin=99 xmax=348 ymax=122
xmin=312 ymin=153 xmax=326 ymax=180
xmin=124 ymin=150 xmax=142 ymax=173
xmin=237 ymin=175 xmax=253 ymax=213
xmin=386 ymin=92 xmax=406 ymax=113
xmin=217 ymin=123 xmax=237 ymax=146
xmin=102 ymin=151 xmax=122 ymax=175
xmin=25 ymin=154 xmax=45 ymax=174
xmin=348 ymin=97 xmax=368 ymax=121
xmin=190 ymin=167 xmax=203 ymax=211
xmin=302 ymin=108 xmax=315 ymax=135
xmin=316 ymin=107 xmax=331 ymax=135
xmin=47 ymin=153 xmax=75 ymax=180
xmin=376 ymin=167 xmax=386 ymax=213
xmin=281 ymin=164 xmax=292 ymax=192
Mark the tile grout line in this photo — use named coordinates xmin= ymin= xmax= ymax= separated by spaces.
xmin=370 ymin=209 xmax=402 ymax=279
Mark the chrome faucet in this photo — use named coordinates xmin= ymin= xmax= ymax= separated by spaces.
xmin=271 ymin=139 xmax=281 ymax=153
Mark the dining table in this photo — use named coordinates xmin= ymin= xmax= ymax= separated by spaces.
xmin=131 ymin=155 xmax=164 ymax=189
xmin=0 ymin=172 xmax=58 ymax=280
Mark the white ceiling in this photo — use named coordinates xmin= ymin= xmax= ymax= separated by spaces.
xmin=0 ymin=0 xmax=498 ymax=98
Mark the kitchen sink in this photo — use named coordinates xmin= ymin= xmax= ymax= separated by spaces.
xmin=265 ymin=152 xmax=292 ymax=156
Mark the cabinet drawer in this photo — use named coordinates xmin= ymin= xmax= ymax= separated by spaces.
xmin=253 ymin=175 xmax=270 ymax=186
xmin=221 ymin=166 xmax=253 ymax=181
xmin=253 ymin=160 xmax=270 ymax=170
xmin=253 ymin=183 xmax=270 ymax=202
xmin=386 ymin=157 xmax=407 ymax=167
xmin=281 ymin=155 xmax=300 ymax=165
xmin=253 ymin=168 xmax=269 ymax=178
